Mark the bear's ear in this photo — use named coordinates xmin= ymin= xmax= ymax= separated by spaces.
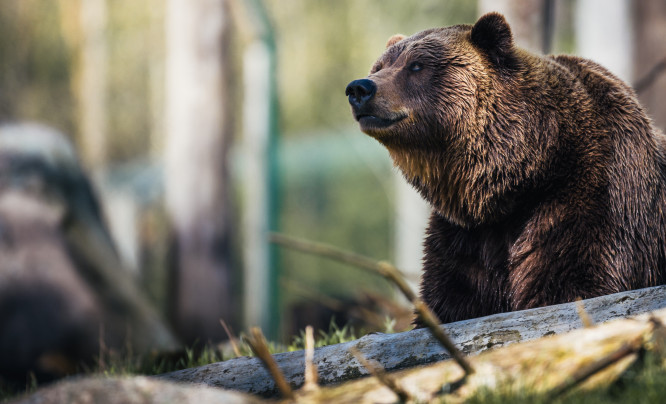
xmin=386 ymin=34 xmax=406 ymax=48
xmin=470 ymin=12 xmax=515 ymax=67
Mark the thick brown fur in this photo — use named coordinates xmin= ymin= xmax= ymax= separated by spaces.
xmin=346 ymin=13 xmax=666 ymax=324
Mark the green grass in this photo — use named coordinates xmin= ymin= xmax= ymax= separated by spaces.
xmin=465 ymin=353 xmax=666 ymax=404
xmin=288 ymin=321 xmax=359 ymax=351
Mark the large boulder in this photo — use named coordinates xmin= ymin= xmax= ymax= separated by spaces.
xmin=0 ymin=123 xmax=179 ymax=384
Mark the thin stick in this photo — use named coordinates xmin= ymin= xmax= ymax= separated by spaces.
xmin=413 ymin=300 xmax=474 ymax=375
xmin=634 ymin=56 xmax=666 ymax=94
xmin=270 ymin=233 xmax=474 ymax=376
xmin=270 ymin=233 xmax=408 ymax=281
xmin=303 ymin=325 xmax=319 ymax=391
xmin=576 ymin=298 xmax=594 ymax=328
xmin=350 ymin=347 xmax=411 ymax=402
xmin=219 ymin=319 xmax=242 ymax=357
xmin=244 ymin=327 xmax=294 ymax=400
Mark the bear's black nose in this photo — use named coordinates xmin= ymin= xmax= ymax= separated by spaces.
xmin=345 ymin=79 xmax=376 ymax=109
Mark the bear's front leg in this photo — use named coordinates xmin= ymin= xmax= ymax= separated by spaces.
xmin=417 ymin=213 xmax=512 ymax=325
xmin=418 ymin=259 xmax=509 ymax=325
xmin=507 ymin=215 xmax=626 ymax=311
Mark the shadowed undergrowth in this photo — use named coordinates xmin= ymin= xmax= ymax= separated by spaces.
xmin=0 ymin=320 xmax=359 ymax=402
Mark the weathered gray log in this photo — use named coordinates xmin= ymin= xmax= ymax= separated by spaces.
xmin=160 ymin=285 xmax=666 ymax=397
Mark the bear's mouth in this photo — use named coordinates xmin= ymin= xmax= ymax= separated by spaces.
xmin=356 ymin=113 xmax=407 ymax=131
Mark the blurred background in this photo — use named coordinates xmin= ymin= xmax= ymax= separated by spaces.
xmin=0 ymin=0 xmax=665 ymax=382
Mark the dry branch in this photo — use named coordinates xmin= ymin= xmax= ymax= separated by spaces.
xmin=634 ymin=55 xmax=666 ymax=94
xmin=269 ymin=233 xmax=473 ymax=375
xmin=220 ymin=319 xmax=242 ymax=358
xmin=576 ymin=298 xmax=594 ymax=328
xmin=350 ymin=347 xmax=412 ymax=403
xmin=303 ymin=326 xmax=318 ymax=392
xmin=244 ymin=327 xmax=294 ymax=400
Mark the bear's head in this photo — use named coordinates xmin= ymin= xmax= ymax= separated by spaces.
xmin=346 ymin=13 xmax=544 ymax=228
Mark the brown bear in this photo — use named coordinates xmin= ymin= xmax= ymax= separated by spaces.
xmin=346 ymin=12 xmax=666 ymax=324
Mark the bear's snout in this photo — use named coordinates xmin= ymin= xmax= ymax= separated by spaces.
xmin=345 ymin=79 xmax=376 ymax=109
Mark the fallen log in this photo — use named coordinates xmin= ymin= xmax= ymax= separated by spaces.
xmin=17 ymin=296 xmax=666 ymax=404
xmin=160 ymin=285 xmax=666 ymax=397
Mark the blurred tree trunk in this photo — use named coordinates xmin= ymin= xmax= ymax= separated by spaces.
xmin=576 ymin=0 xmax=633 ymax=83
xmin=164 ymin=0 xmax=235 ymax=344
xmin=77 ymin=0 xmax=108 ymax=169
xmin=478 ymin=0 xmax=552 ymax=54
xmin=633 ymin=0 xmax=666 ymax=133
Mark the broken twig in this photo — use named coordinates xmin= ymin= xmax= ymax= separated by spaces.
xmin=576 ymin=298 xmax=594 ymax=328
xmin=350 ymin=347 xmax=411 ymax=402
xmin=244 ymin=327 xmax=294 ymax=400
xmin=303 ymin=326 xmax=319 ymax=392
xmin=220 ymin=319 xmax=242 ymax=358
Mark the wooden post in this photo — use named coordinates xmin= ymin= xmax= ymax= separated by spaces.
xmin=240 ymin=0 xmax=280 ymax=339
xmin=242 ymin=40 xmax=273 ymax=334
xmin=164 ymin=0 xmax=235 ymax=343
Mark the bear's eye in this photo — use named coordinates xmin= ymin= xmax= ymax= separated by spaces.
xmin=408 ymin=62 xmax=423 ymax=72
xmin=371 ymin=63 xmax=384 ymax=74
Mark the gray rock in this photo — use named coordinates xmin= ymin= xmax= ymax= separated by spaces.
xmin=10 ymin=376 xmax=264 ymax=404
xmin=0 ymin=123 xmax=178 ymax=383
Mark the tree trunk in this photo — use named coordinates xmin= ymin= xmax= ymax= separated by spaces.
xmin=164 ymin=0 xmax=235 ymax=344
xmin=633 ymin=0 xmax=666 ymax=133
xmin=576 ymin=0 xmax=633 ymax=83
xmin=478 ymin=0 xmax=549 ymax=54
xmin=77 ymin=0 xmax=108 ymax=169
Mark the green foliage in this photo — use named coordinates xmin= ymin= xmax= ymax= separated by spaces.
xmin=106 ymin=0 xmax=156 ymax=162
xmin=0 ymin=375 xmax=36 ymax=403
xmin=288 ymin=320 xmax=359 ymax=351
xmin=264 ymin=0 xmax=477 ymax=136
xmin=276 ymin=130 xmax=396 ymax=337
xmin=0 ymin=1 xmax=75 ymax=133
xmin=382 ymin=316 xmax=398 ymax=334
